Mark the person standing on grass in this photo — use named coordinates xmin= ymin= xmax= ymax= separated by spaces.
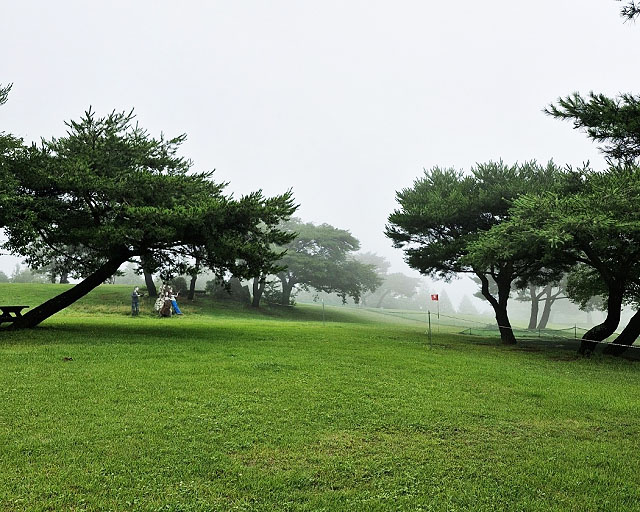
xmin=131 ymin=286 xmax=143 ymax=316
xmin=170 ymin=288 xmax=183 ymax=315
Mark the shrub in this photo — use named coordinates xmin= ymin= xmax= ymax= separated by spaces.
xmin=205 ymin=277 xmax=250 ymax=304
xmin=263 ymin=282 xmax=296 ymax=306
xmin=169 ymin=276 xmax=189 ymax=295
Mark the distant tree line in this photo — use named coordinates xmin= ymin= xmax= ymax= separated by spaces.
xmin=0 ymin=264 xmax=49 ymax=284
xmin=195 ymin=218 xmax=384 ymax=308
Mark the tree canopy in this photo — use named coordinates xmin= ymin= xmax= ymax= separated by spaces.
xmin=478 ymin=165 xmax=640 ymax=353
xmin=355 ymin=253 xmax=420 ymax=308
xmin=0 ymin=84 xmax=23 ymax=201
xmin=618 ymin=0 xmax=640 ymax=20
xmin=386 ymin=160 xmax=564 ymax=344
xmin=275 ymin=218 xmax=381 ymax=305
xmin=546 ymin=92 xmax=640 ymax=164
xmin=0 ymin=108 xmax=296 ymax=327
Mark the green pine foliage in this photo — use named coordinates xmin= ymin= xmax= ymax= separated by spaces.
xmin=619 ymin=0 xmax=640 ymax=20
xmin=546 ymin=92 xmax=640 ymax=164
xmin=479 ymin=165 xmax=640 ymax=352
xmin=0 ymin=108 xmax=296 ymax=327
xmin=275 ymin=218 xmax=382 ymax=305
xmin=386 ymin=160 xmax=565 ymax=345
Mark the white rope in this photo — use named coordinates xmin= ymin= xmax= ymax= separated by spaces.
xmin=288 ymin=303 xmax=640 ymax=351
xmin=469 ymin=320 xmax=639 ymax=350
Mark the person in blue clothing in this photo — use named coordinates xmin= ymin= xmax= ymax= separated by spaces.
xmin=169 ymin=288 xmax=183 ymax=315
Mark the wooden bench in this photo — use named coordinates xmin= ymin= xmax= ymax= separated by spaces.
xmin=0 ymin=306 xmax=29 ymax=326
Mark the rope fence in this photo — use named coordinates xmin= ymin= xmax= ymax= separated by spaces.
xmin=359 ymin=308 xmax=640 ymax=357
xmin=273 ymin=302 xmax=639 ymax=357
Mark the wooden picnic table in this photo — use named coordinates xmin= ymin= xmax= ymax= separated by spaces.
xmin=0 ymin=305 xmax=29 ymax=326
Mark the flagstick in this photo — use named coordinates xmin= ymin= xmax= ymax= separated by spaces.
xmin=430 ymin=293 xmax=440 ymax=334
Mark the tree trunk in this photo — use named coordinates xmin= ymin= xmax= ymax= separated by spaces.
xmin=537 ymin=285 xmax=554 ymax=330
xmin=579 ymin=286 xmax=624 ymax=355
xmin=280 ymin=277 xmax=294 ymax=306
xmin=144 ymin=271 xmax=157 ymax=298
xmin=527 ymin=285 xmax=539 ymax=330
xmin=375 ymin=289 xmax=391 ymax=308
xmin=603 ymin=309 xmax=640 ymax=356
xmin=188 ymin=274 xmax=197 ymax=301
xmin=59 ymin=271 xmax=69 ymax=284
xmin=139 ymin=254 xmax=157 ymax=298
xmin=252 ymin=276 xmax=266 ymax=308
xmin=478 ymin=272 xmax=516 ymax=345
xmin=10 ymin=254 xmax=129 ymax=329
xmin=187 ymin=256 xmax=200 ymax=301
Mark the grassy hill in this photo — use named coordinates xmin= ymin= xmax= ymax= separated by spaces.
xmin=1 ymin=283 xmax=406 ymax=324
xmin=1 ymin=284 xmax=640 ymax=510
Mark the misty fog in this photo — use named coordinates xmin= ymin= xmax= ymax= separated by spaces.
xmin=2 ymin=1 xmax=639 ymax=322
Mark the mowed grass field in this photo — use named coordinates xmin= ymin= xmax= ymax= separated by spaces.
xmin=1 ymin=284 xmax=640 ymax=511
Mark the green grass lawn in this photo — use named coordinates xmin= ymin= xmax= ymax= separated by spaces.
xmin=1 ymin=284 xmax=640 ymax=511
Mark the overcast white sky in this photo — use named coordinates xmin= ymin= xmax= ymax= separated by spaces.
xmin=1 ymin=1 xmax=638 ymax=308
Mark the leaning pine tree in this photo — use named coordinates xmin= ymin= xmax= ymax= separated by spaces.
xmin=386 ymin=161 xmax=565 ymax=345
xmin=0 ymin=107 xmax=296 ymax=328
xmin=480 ymin=165 xmax=640 ymax=356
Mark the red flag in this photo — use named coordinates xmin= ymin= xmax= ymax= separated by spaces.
xmin=431 ymin=294 xmax=439 ymax=301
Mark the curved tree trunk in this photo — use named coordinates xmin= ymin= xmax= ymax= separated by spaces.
xmin=280 ymin=277 xmax=294 ymax=306
xmin=252 ymin=275 xmax=266 ymax=308
xmin=478 ymin=272 xmax=516 ymax=345
xmin=527 ymin=285 xmax=540 ymax=330
xmin=579 ymin=287 xmax=624 ymax=355
xmin=375 ymin=289 xmax=391 ymax=308
xmin=11 ymin=254 xmax=129 ymax=329
xmin=603 ymin=309 xmax=640 ymax=356
xmin=537 ymin=285 xmax=554 ymax=329
xmin=187 ymin=256 xmax=200 ymax=301
xmin=140 ymin=254 xmax=157 ymax=298
xmin=188 ymin=274 xmax=197 ymax=301
xmin=144 ymin=271 xmax=157 ymax=298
